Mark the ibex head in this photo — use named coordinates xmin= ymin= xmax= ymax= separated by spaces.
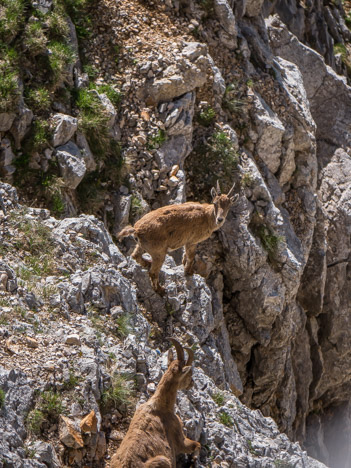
xmin=167 ymin=338 xmax=195 ymax=391
xmin=211 ymin=181 xmax=239 ymax=227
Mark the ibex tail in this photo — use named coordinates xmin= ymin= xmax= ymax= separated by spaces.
xmin=117 ymin=225 xmax=135 ymax=241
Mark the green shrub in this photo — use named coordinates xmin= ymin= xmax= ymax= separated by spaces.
xmin=48 ymin=41 xmax=75 ymax=84
xmin=147 ymin=129 xmax=167 ymax=150
xmin=32 ymin=118 xmax=51 ymax=151
xmin=212 ymin=391 xmax=225 ymax=406
xmin=197 ymin=106 xmax=216 ymax=126
xmin=0 ymin=0 xmax=26 ymax=43
xmin=219 ymin=411 xmax=233 ymax=427
xmin=75 ymin=88 xmax=111 ymax=158
xmin=0 ymin=45 xmax=20 ymax=112
xmin=25 ymin=87 xmax=51 ymax=113
xmin=102 ymin=374 xmax=134 ymax=410
xmin=0 ymin=388 xmax=5 ymax=408
xmin=47 ymin=10 xmax=70 ymax=39
xmin=223 ymin=83 xmax=245 ymax=114
xmin=26 ymin=409 xmax=45 ymax=435
xmin=115 ymin=314 xmax=131 ymax=338
xmin=129 ymin=194 xmax=143 ymax=221
xmin=63 ymin=368 xmax=80 ymax=390
xmin=97 ymin=84 xmax=122 ymax=108
xmin=63 ymin=0 xmax=93 ymax=40
xmin=24 ymin=21 xmax=47 ymax=56
xmin=40 ymin=390 xmax=63 ymax=419
xmin=256 ymin=225 xmax=284 ymax=256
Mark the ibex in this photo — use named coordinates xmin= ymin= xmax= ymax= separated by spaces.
xmin=118 ymin=182 xmax=238 ymax=294
xmin=111 ymin=338 xmax=200 ymax=468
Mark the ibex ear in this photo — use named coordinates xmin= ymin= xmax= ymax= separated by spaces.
xmin=230 ymin=194 xmax=239 ymax=204
xmin=211 ymin=187 xmax=217 ymax=201
xmin=168 ymin=349 xmax=174 ymax=366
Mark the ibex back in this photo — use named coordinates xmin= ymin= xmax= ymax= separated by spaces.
xmin=118 ymin=182 xmax=238 ymax=294
xmin=110 ymin=338 xmax=200 ymax=468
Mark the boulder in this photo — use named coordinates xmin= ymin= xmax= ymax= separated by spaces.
xmin=56 ymin=141 xmax=86 ymax=189
xmin=52 ymin=114 xmax=78 ymax=147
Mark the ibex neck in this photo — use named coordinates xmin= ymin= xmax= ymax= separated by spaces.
xmin=208 ymin=203 xmax=218 ymax=230
xmin=151 ymin=374 xmax=178 ymax=410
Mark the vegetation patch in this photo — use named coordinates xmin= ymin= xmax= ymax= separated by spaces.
xmin=223 ymin=83 xmax=246 ymax=115
xmin=185 ymin=130 xmax=239 ymax=200
xmin=26 ymin=390 xmax=64 ymax=435
xmin=48 ymin=40 xmax=75 ymax=85
xmin=25 ymin=87 xmax=51 ymax=114
xmin=101 ymin=373 xmax=135 ymax=411
xmin=219 ymin=411 xmax=233 ymax=427
xmin=75 ymin=88 xmax=112 ymax=159
xmin=147 ymin=129 xmax=167 ymax=150
xmin=0 ymin=45 xmax=20 ymax=112
xmin=0 ymin=0 xmax=26 ymax=43
xmin=333 ymin=42 xmax=351 ymax=76
xmin=211 ymin=391 xmax=225 ymax=406
xmin=0 ymin=388 xmax=5 ymax=408
xmin=129 ymin=194 xmax=144 ymax=222
xmin=197 ymin=106 xmax=216 ymax=127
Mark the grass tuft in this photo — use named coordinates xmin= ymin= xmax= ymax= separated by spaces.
xmin=101 ymin=373 xmax=134 ymax=410
xmin=0 ymin=388 xmax=5 ymax=408
xmin=219 ymin=411 xmax=233 ymax=427
xmin=0 ymin=45 xmax=20 ymax=112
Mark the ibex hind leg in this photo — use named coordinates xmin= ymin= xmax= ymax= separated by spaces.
xmin=145 ymin=455 xmax=172 ymax=468
xmin=132 ymin=244 xmax=152 ymax=269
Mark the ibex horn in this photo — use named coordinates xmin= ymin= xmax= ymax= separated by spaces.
xmin=168 ymin=337 xmax=185 ymax=363
xmin=184 ymin=347 xmax=194 ymax=366
xmin=216 ymin=180 xmax=221 ymax=195
xmin=227 ymin=182 xmax=236 ymax=198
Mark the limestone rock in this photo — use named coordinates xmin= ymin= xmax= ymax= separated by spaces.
xmin=252 ymin=91 xmax=285 ymax=174
xmin=80 ymin=410 xmax=97 ymax=433
xmin=52 ymin=113 xmax=78 ymax=147
xmin=214 ymin=0 xmax=237 ymax=38
xmin=10 ymin=101 xmax=33 ymax=149
xmin=32 ymin=441 xmax=60 ymax=468
xmin=0 ymin=113 xmax=16 ymax=132
xmin=65 ymin=334 xmax=81 ymax=346
xmin=59 ymin=415 xmax=84 ymax=449
xmin=56 ymin=141 xmax=86 ymax=189
xmin=142 ymin=44 xmax=209 ymax=104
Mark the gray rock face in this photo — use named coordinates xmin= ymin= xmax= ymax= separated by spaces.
xmin=252 ymin=91 xmax=285 ymax=173
xmin=10 ymin=101 xmax=33 ymax=149
xmin=142 ymin=43 xmax=209 ymax=104
xmin=52 ymin=113 xmax=78 ymax=147
xmin=267 ymin=16 xmax=351 ymax=165
xmin=56 ymin=141 xmax=86 ymax=189
xmin=0 ymin=368 xmax=45 ymax=467
xmin=0 ymin=112 xmax=16 ymax=132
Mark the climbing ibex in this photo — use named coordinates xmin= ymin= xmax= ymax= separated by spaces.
xmin=111 ymin=338 xmax=200 ymax=468
xmin=118 ymin=182 xmax=238 ymax=294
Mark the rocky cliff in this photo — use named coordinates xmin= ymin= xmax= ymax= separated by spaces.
xmin=0 ymin=0 xmax=351 ymax=467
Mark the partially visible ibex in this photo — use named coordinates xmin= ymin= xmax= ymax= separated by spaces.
xmin=118 ymin=181 xmax=238 ymax=294
xmin=111 ymin=338 xmax=200 ymax=468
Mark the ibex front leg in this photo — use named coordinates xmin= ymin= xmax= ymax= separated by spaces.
xmin=183 ymin=243 xmax=197 ymax=276
xmin=149 ymin=250 xmax=166 ymax=295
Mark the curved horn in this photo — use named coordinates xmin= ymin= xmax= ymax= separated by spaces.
xmin=227 ymin=182 xmax=236 ymax=198
xmin=216 ymin=180 xmax=221 ymax=195
xmin=184 ymin=347 xmax=194 ymax=366
xmin=168 ymin=337 xmax=185 ymax=363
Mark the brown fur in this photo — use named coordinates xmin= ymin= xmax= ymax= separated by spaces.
xmin=118 ymin=184 xmax=238 ymax=294
xmin=111 ymin=341 xmax=200 ymax=468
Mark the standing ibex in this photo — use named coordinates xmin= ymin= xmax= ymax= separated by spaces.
xmin=118 ymin=182 xmax=238 ymax=294
xmin=111 ymin=338 xmax=200 ymax=468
